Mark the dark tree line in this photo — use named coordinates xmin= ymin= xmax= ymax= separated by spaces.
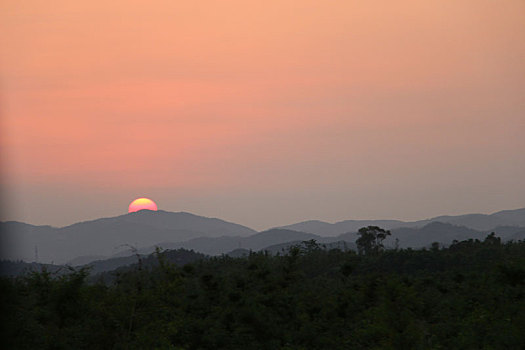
xmin=1 ymin=232 xmax=524 ymax=349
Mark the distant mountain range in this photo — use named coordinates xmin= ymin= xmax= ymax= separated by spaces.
xmin=125 ymin=229 xmax=323 ymax=256
xmin=278 ymin=208 xmax=525 ymax=235
xmin=0 ymin=210 xmax=255 ymax=264
xmin=133 ymin=223 xmax=524 ymax=256
xmin=1 ymin=207 xmax=524 ymax=265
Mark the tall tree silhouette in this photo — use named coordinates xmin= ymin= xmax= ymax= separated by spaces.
xmin=356 ymin=226 xmax=391 ymax=255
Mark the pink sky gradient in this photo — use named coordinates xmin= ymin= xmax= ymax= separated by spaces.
xmin=1 ymin=0 xmax=524 ymax=229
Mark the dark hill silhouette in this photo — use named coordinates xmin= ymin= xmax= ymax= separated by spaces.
xmin=260 ymin=240 xmax=356 ymax=255
xmin=3 ymin=222 xmax=522 ymax=277
xmin=2 ymin=208 xmax=524 ymax=264
xmin=335 ymin=222 xmax=524 ymax=249
xmin=132 ymin=229 xmax=322 ymax=256
xmin=65 ymin=210 xmax=254 ymax=236
xmin=0 ymin=210 xmax=255 ymax=264
xmin=85 ymin=248 xmax=206 ymax=275
xmin=386 ymin=222 xmax=484 ymax=248
xmin=225 ymin=248 xmax=251 ymax=258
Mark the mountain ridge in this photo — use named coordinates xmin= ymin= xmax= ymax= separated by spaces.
xmin=0 ymin=210 xmax=256 ymax=264
xmin=278 ymin=207 xmax=525 ymax=235
xmin=2 ymin=207 xmax=524 ymax=264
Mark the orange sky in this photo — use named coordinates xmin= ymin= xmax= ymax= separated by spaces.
xmin=1 ymin=0 xmax=524 ymax=229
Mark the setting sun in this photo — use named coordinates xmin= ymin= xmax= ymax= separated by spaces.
xmin=128 ymin=198 xmax=158 ymax=213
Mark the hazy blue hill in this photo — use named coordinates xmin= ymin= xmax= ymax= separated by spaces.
xmin=334 ymin=231 xmax=360 ymax=242
xmin=1 ymin=210 xmax=256 ymax=264
xmin=279 ymin=207 xmax=525 ymax=236
xmin=429 ymin=215 xmax=499 ymax=231
xmin=0 ymin=221 xmax=55 ymax=231
xmin=3 ymin=221 xmax=521 ymax=277
xmin=62 ymin=210 xmax=255 ymax=238
xmin=427 ymin=214 xmax=495 ymax=231
xmin=246 ymin=229 xmax=320 ymax=249
xmin=335 ymin=222 xmax=519 ymax=249
xmin=411 ymin=208 xmax=525 ymax=231
xmin=489 ymin=226 xmax=525 ymax=241
xmin=279 ymin=219 xmax=420 ymax=236
xmin=387 ymin=222 xmax=485 ymax=248
xmin=78 ymin=255 xmax=144 ymax=274
xmin=488 ymin=226 xmax=525 ymax=240
xmin=59 ymin=221 xmax=194 ymax=256
xmin=275 ymin=220 xmax=337 ymax=236
xmin=66 ymin=210 xmax=256 ymax=237
xmin=144 ymin=229 xmax=361 ymax=257
xmin=491 ymin=208 xmax=525 ymax=225
xmin=0 ymin=222 xmax=60 ymax=262
xmin=134 ymin=229 xmax=321 ymax=256
xmin=164 ymin=236 xmax=243 ymax=256
xmin=3 ymin=208 xmax=523 ymax=264
xmin=332 ymin=219 xmax=410 ymax=234
xmin=67 ymin=255 xmax=107 ymax=266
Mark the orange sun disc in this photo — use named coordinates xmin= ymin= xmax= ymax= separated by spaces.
xmin=128 ymin=198 xmax=158 ymax=213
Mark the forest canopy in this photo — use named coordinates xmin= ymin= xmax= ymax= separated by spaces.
xmin=1 ymin=233 xmax=524 ymax=349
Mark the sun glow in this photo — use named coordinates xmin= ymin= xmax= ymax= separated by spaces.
xmin=128 ymin=198 xmax=158 ymax=213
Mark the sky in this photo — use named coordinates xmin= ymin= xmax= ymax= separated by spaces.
xmin=1 ymin=0 xmax=524 ymax=230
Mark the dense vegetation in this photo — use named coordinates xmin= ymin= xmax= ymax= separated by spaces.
xmin=1 ymin=233 xmax=524 ymax=349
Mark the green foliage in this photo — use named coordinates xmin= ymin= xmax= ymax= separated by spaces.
xmin=1 ymin=237 xmax=524 ymax=349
